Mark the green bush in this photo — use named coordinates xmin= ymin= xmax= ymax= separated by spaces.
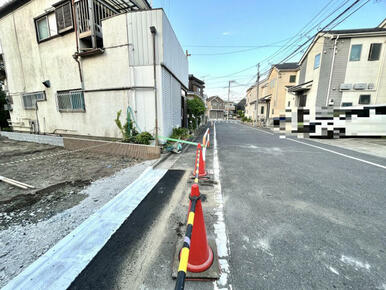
xmin=170 ymin=127 xmax=190 ymax=140
xmin=242 ymin=116 xmax=248 ymax=122
xmin=187 ymin=98 xmax=205 ymax=130
xmin=134 ymin=132 xmax=153 ymax=145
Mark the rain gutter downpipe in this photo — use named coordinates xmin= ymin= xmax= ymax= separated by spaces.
xmin=72 ymin=0 xmax=85 ymax=90
xmin=326 ymin=35 xmax=339 ymax=107
xmin=150 ymin=26 xmax=159 ymax=146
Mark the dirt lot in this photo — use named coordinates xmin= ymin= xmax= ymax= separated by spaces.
xmin=0 ymin=136 xmax=138 ymax=230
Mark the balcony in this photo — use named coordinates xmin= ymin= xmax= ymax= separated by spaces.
xmin=74 ymin=0 xmax=150 ymax=49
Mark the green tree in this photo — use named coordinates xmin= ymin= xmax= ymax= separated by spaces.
xmin=187 ymin=98 xmax=205 ymax=130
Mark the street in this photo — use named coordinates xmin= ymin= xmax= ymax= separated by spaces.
xmin=216 ymin=122 xmax=386 ymax=289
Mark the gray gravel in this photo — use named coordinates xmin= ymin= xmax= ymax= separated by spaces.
xmin=0 ymin=160 xmax=154 ymax=288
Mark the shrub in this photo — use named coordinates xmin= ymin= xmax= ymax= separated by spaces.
xmin=134 ymin=132 xmax=153 ymax=145
xmin=170 ymin=127 xmax=190 ymax=140
xmin=242 ymin=116 xmax=248 ymax=122
xmin=187 ymin=98 xmax=205 ymax=130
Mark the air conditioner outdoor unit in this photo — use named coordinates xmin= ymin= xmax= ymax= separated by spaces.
xmin=353 ymin=83 xmax=367 ymax=90
xmin=340 ymin=83 xmax=352 ymax=90
xmin=368 ymin=83 xmax=375 ymax=90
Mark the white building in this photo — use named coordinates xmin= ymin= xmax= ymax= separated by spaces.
xmin=0 ymin=0 xmax=188 ymax=139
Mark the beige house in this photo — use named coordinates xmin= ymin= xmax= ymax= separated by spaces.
xmin=0 ymin=0 xmax=188 ymax=139
xmin=245 ymin=85 xmax=257 ymax=119
xmin=257 ymin=63 xmax=299 ymax=125
xmin=206 ymin=96 xmax=225 ymax=120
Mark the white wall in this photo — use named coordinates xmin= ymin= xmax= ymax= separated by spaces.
xmin=0 ymin=4 xmax=187 ymax=139
xmin=341 ymin=36 xmax=386 ymax=105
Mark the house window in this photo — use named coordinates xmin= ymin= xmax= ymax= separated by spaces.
xmin=36 ymin=16 xmax=50 ymax=41
xmin=314 ymin=53 xmax=320 ymax=69
xmin=358 ymin=94 xmax=370 ymax=105
xmin=349 ymin=44 xmax=362 ymax=61
xmin=57 ymin=90 xmax=85 ymax=111
xmin=299 ymin=95 xmax=307 ymax=107
xmin=289 ymin=75 xmax=296 ymax=83
xmin=261 ymin=106 xmax=264 ymax=114
xmin=368 ymin=43 xmax=382 ymax=61
xmin=341 ymin=102 xmax=352 ymax=107
xmin=22 ymin=92 xmax=46 ymax=109
xmin=287 ymin=101 xmax=291 ymax=107
xmin=55 ymin=1 xmax=73 ymax=33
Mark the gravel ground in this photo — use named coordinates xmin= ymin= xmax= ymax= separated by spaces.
xmin=0 ymin=160 xmax=154 ymax=288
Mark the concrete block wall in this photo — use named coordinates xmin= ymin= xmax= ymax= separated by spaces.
xmin=0 ymin=131 xmax=64 ymax=147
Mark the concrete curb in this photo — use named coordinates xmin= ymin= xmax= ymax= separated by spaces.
xmin=2 ymin=167 xmax=168 ymax=290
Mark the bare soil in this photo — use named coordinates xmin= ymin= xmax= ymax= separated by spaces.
xmin=0 ymin=136 xmax=138 ymax=230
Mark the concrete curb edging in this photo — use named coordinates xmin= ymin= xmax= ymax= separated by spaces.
xmin=0 ymin=131 xmax=64 ymax=147
xmin=3 ymin=167 xmax=168 ymax=290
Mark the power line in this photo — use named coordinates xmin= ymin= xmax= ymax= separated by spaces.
xmin=201 ymin=0 xmax=352 ymax=82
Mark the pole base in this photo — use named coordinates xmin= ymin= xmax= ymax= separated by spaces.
xmin=172 ymin=238 xmax=220 ymax=280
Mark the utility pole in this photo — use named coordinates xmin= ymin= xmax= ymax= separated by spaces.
xmin=227 ymin=80 xmax=231 ymax=120
xmin=254 ymin=63 xmax=260 ymax=126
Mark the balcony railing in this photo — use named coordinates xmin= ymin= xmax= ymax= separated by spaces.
xmin=75 ymin=0 xmax=117 ymax=39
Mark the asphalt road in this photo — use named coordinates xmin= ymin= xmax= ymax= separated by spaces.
xmin=215 ymin=122 xmax=386 ymax=289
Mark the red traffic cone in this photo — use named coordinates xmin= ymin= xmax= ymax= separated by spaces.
xmin=198 ymin=144 xmax=208 ymax=177
xmin=186 ymin=184 xmax=213 ymax=272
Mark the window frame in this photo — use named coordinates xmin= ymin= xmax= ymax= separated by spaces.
xmin=261 ymin=106 xmax=264 ymax=114
xmin=35 ymin=15 xmax=50 ymax=42
xmin=314 ymin=53 xmax=321 ymax=69
xmin=34 ymin=12 xmax=59 ymax=43
xmin=368 ymin=43 xmax=382 ymax=61
xmin=341 ymin=102 xmax=353 ymax=107
xmin=358 ymin=94 xmax=371 ymax=105
xmin=22 ymin=91 xmax=46 ymax=110
xmin=57 ymin=89 xmax=86 ymax=112
xmin=349 ymin=44 xmax=362 ymax=62
xmin=289 ymin=75 xmax=296 ymax=83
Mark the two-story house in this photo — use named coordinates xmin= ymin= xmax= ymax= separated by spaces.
xmin=187 ymin=74 xmax=205 ymax=101
xmin=245 ymin=84 xmax=257 ymax=120
xmin=256 ymin=63 xmax=299 ymax=124
xmin=206 ymin=95 xmax=225 ymax=120
xmin=288 ymin=19 xmax=386 ymax=118
xmin=0 ymin=0 xmax=188 ymax=139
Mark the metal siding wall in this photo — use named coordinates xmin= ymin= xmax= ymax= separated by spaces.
xmin=161 ymin=67 xmax=181 ymax=137
xmin=299 ymin=58 xmax=307 ymax=84
xmin=127 ymin=10 xmax=162 ymax=66
xmin=329 ymin=38 xmax=351 ymax=105
xmin=161 ymin=12 xmax=189 ymax=88
xmin=316 ymin=37 xmax=332 ymax=107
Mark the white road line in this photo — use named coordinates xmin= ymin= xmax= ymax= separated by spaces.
xmin=213 ymin=123 xmax=232 ymax=290
xmin=287 ymin=138 xmax=386 ymax=170
xmin=247 ymin=125 xmax=274 ymax=135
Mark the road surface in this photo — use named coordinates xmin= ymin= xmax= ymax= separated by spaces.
xmin=216 ymin=122 xmax=386 ymax=289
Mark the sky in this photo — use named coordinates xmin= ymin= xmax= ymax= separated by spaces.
xmin=152 ymin=0 xmax=386 ymax=102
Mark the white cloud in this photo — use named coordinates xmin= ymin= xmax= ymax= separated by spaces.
xmin=222 ymin=31 xmax=230 ymax=36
